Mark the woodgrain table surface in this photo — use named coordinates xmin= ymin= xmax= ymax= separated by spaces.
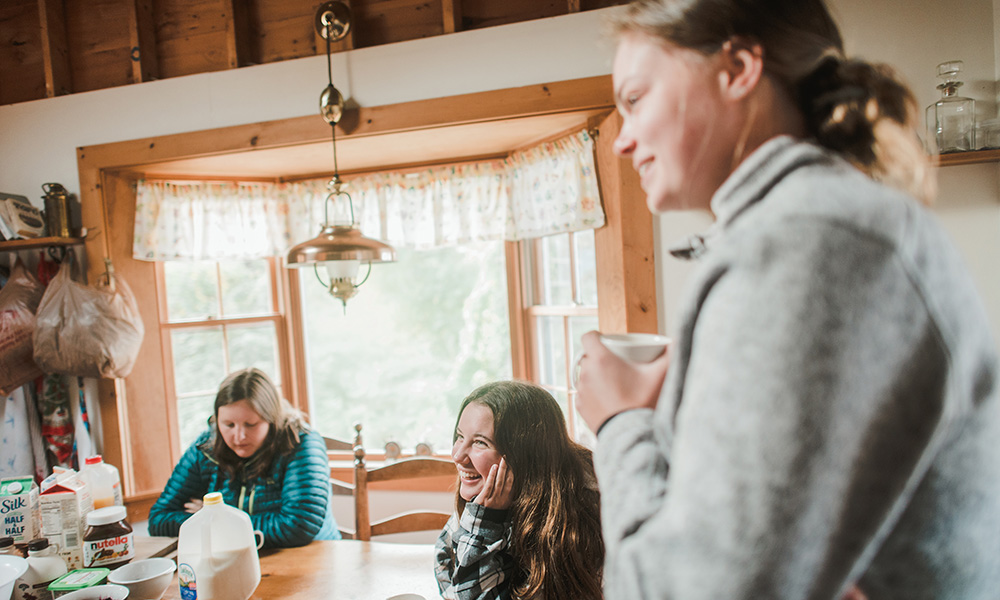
xmin=160 ymin=539 xmax=441 ymax=600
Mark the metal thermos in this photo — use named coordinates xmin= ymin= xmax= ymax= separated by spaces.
xmin=41 ymin=182 xmax=71 ymax=237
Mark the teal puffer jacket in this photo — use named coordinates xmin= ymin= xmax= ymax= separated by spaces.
xmin=148 ymin=428 xmax=340 ymax=547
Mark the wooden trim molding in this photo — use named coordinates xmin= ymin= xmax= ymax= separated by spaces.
xmin=75 ymin=76 xmax=614 ymax=171
xmin=591 ymin=112 xmax=658 ymax=334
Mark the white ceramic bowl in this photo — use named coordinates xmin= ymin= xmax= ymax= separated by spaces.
xmin=58 ymin=583 xmax=130 ymax=600
xmin=108 ymin=558 xmax=176 ymax=600
xmin=0 ymin=555 xmax=28 ymax=600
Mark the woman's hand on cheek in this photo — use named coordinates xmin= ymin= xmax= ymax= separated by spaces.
xmin=476 ymin=457 xmax=514 ymax=510
xmin=575 ymin=330 xmax=670 ymax=433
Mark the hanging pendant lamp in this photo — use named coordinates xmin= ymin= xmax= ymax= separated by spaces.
xmin=286 ymin=2 xmax=396 ymax=309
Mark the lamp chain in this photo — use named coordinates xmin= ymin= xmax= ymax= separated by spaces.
xmin=325 ymin=21 xmax=341 ymax=181
xmin=322 ymin=18 xmax=356 ymax=227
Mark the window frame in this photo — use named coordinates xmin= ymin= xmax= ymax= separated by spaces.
xmin=154 ymin=258 xmax=297 ymax=458
xmin=516 ymin=232 xmax=600 ymax=441
xmin=154 ymin=231 xmax=600 ymax=460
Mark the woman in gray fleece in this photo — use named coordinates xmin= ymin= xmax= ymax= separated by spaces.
xmin=574 ymin=1 xmax=1000 ymax=599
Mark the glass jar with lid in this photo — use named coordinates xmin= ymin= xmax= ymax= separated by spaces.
xmin=925 ymin=60 xmax=975 ymax=153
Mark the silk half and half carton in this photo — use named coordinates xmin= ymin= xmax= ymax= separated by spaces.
xmin=0 ymin=476 xmax=41 ymax=542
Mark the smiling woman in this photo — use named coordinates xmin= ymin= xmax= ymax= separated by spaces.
xmin=436 ymin=381 xmax=603 ymax=600
xmin=575 ymin=2 xmax=999 ymax=599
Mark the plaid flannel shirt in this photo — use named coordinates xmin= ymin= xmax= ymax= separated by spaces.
xmin=435 ymin=501 xmax=516 ymax=600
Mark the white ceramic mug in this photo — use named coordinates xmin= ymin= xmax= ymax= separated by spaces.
xmin=599 ymin=333 xmax=671 ymax=363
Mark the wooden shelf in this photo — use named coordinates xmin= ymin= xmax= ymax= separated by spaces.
xmin=0 ymin=236 xmax=85 ymax=252
xmin=938 ymin=148 xmax=1000 ymax=167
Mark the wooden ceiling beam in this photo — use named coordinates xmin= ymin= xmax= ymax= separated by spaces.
xmin=442 ymin=0 xmax=462 ymax=34
xmin=37 ymin=0 xmax=72 ymax=97
xmin=126 ymin=0 xmax=159 ymax=83
xmin=225 ymin=0 xmax=259 ymax=68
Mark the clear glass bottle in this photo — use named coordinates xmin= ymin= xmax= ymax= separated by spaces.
xmin=926 ymin=60 xmax=975 ymax=153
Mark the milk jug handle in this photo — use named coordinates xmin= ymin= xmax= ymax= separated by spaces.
xmin=253 ymin=530 xmax=264 ymax=549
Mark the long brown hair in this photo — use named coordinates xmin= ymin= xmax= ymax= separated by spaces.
xmin=454 ymin=381 xmax=604 ymax=600
xmin=607 ymin=0 xmax=935 ymax=204
xmin=207 ymin=367 xmax=310 ymax=481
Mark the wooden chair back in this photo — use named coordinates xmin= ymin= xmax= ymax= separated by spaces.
xmin=352 ymin=428 xmax=457 ymax=541
xmin=324 ymin=425 xmax=362 ymax=499
xmin=323 ymin=434 xmax=354 ymax=452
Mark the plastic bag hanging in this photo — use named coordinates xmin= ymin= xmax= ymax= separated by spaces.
xmin=0 ymin=258 xmax=46 ymax=396
xmin=32 ymin=255 xmax=145 ymax=379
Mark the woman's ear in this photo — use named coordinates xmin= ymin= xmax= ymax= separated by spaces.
xmin=717 ymin=37 xmax=764 ymax=101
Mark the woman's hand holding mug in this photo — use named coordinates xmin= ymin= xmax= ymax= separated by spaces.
xmin=575 ymin=331 xmax=671 ymax=433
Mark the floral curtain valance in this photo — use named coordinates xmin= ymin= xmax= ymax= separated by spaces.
xmin=134 ymin=129 xmax=604 ymax=261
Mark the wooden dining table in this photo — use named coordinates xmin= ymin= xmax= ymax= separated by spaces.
xmin=160 ymin=539 xmax=442 ymax=600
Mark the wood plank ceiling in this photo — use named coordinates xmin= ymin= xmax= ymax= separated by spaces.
xmin=0 ymin=0 xmax=629 ymax=106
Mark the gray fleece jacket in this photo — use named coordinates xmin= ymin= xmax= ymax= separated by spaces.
xmin=595 ymin=136 xmax=1000 ymax=600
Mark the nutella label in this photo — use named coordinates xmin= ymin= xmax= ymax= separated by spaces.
xmin=83 ymin=531 xmax=134 ymax=567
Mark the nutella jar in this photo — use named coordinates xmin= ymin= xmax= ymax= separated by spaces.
xmin=82 ymin=506 xmax=134 ymax=570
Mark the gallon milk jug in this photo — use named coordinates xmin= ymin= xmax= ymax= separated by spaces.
xmin=78 ymin=456 xmax=123 ymax=508
xmin=13 ymin=538 xmax=66 ymax=600
xmin=177 ymin=492 xmax=261 ymax=600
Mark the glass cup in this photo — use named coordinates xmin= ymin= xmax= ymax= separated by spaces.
xmin=975 ymin=118 xmax=1000 ymax=150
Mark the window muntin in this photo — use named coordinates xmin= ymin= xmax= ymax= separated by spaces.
xmin=162 ymin=260 xmax=285 ymax=450
xmin=524 ymin=230 xmax=599 ymax=443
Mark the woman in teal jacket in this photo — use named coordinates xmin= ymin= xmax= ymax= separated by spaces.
xmin=149 ymin=368 xmax=340 ymax=547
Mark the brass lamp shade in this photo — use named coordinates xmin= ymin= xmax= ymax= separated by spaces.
xmin=286 ymin=225 xmax=396 ymax=266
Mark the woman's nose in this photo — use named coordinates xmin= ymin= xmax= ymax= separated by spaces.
xmin=452 ymin=441 xmax=467 ymax=463
xmin=613 ymin=123 xmax=636 ymax=156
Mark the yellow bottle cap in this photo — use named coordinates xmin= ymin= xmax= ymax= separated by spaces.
xmin=203 ymin=492 xmax=223 ymax=505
